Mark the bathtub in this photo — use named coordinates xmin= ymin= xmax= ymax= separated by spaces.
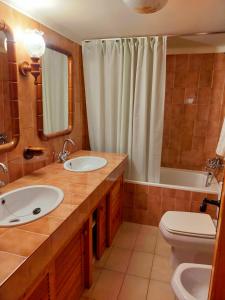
xmin=160 ymin=167 xmax=220 ymax=194
xmin=127 ymin=167 xmax=220 ymax=195
xmin=124 ymin=167 xmax=220 ymax=226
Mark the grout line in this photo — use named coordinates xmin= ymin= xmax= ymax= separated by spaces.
xmin=146 ymin=255 xmax=156 ymax=298
xmin=83 ymin=267 xmax=102 ymax=298
xmin=0 ymin=250 xmax=27 ymax=259
xmin=115 ymin=222 xmax=141 ymax=299
xmin=116 ymin=222 xmax=150 ymax=299
xmin=145 ymin=225 xmax=161 ymax=299
xmin=2 ymin=228 xmax=49 ymax=237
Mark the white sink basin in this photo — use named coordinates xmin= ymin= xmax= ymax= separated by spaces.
xmin=0 ymin=185 xmax=64 ymax=227
xmin=171 ymin=263 xmax=212 ymax=300
xmin=64 ymin=156 xmax=107 ymax=172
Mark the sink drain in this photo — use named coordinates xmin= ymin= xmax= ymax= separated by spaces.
xmin=9 ymin=218 xmax=20 ymax=223
xmin=33 ymin=208 xmax=41 ymax=215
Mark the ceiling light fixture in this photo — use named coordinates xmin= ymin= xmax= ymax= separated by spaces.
xmin=122 ymin=0 xmax=168 ymax=14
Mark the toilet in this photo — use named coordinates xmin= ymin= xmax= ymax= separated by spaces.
xmin=159 ymin=211 xmax=216 ymax=268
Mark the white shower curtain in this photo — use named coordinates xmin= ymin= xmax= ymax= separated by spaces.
xmin=82 ymin=37 xmax=167 ymax=182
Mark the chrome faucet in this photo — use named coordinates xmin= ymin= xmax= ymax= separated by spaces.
xmin=205 ymin=157 xmax=224 ymax=187
xmin=58 ymin=138 xmax=75 ymax=163
xmin=0 ymin=162 xmax=8 ymax=187
xmin=0 ymin=133 xmax=7 ymax=145
xmin=205 ymin=172 xmax=214 ymax=187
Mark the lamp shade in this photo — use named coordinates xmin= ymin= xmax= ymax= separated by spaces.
xmin=122 ymin=0 xmax=168 ymax=13
xmin=24 ymin=29 xmax=45 ymax=58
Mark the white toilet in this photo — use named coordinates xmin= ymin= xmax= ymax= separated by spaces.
xmin=159 ymin=211 xmax=216 ymax=268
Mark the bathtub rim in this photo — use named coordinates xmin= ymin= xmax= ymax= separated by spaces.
xmin=125 ymin=179 xmax=219 ymax=195
xmin=126 ymin=167 xmax=220 ymax=195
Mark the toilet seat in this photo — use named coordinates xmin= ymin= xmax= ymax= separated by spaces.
xmin=160 ymin=211 xmax=216 ymax=239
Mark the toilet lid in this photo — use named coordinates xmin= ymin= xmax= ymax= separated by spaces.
xmin=161 ymin=211 xmax=216 ymax=238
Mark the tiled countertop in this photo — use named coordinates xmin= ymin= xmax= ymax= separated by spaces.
xmin=0 ymin=150 xmax=127 ymax=299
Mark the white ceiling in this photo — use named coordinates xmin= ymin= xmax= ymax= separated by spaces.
xmin=2 ymin=0 xmax=225 ymax=43
xmin=167 ymin=33 xmax=225 ymax=54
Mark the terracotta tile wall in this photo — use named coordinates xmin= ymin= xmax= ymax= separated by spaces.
xmin=0 ymin=2 xmax=89 ymax=184
xmin=162 ymin=53 xmax=225 ymax=170
xmin=123 ymin=182 xmax=218 ymax=226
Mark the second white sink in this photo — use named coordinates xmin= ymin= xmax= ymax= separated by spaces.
xmin=171 ymin=263 xmax=212 ymax=300
xmin=64 ymin=156 xmax=107 ymax=172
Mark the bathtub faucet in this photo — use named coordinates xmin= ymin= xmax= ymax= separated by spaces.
xmin=206 ymin=157 xmax=224 ymax=170
xmin=205 ymin=172 xmax=214 ymax=187
xmin=205 ymin=157 xmax=224 ymax=187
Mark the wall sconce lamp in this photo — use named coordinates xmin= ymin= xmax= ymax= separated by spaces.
xmin=19 ymin=29 xmax=45 ymax=85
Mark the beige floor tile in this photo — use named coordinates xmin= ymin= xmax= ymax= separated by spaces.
xmin=140 ymin=225 xmax=158 ymax=236
xmin=105 ymin=247 xmax=132 ymax=272
xmin=113 ymin=222 xmax=140 ymax=249
xmin=119 ymin=222 xmax=141 ymax=234
xmin=147 ymin=280 xmax=175 ymax=300
xmin=118 ymin=275 xmax=149 ymax=300
xmin=113 ymin=230 xmax=138 ymax=250
xmin=83 ymin=267 xmax=102 ymax=297
xmin=155 ymin=232 xmax=171 ymax=257
xmin=127 ymin=251 xmax=153 ymax=278
xmin=91 ymin=270 xmax=124 ymax=300
xmin=95 ymin=247 xmax=112 ymax=268
xmin=134 ymin=225 xmax=158 ymax=253
xmin=83 ymin=223 xmax=175 ymax=300
xmin=93 ymin=267 xmax=102 ymax=282
xmin=151 ymin=255 xmax=173 ymax=283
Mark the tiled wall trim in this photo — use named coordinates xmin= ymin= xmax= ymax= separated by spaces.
xmin=123 ymin=182 xmax=217 ymax=226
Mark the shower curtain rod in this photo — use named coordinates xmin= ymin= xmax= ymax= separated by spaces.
xmin=83 ymin=30 xmax=225 ymax=43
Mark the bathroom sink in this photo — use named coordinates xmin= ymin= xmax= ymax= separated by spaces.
xmin=64 ymin=156 xmax=107 ymax=172
xmin=0 ymin=185 xmax=64 ymax=227
xmin=171 ymin=263 xmax=212 ymax=300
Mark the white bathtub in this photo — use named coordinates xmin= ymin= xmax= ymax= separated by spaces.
xmin=127 ymin=167 xmax=220 ymax=195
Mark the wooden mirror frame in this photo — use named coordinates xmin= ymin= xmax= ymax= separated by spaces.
xmin=36 ymin=44 xmax=73 ymax=141
xmin=0 ymin=20 xmax=19 ymax=153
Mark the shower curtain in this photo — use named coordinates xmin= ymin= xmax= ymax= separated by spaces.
xmin=42 ymin=48 xmax=68 ymax=134
xmin=82 ymin=37 xmax=167 ymax=182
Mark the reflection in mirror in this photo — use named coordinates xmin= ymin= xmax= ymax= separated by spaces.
xmin=161 ymin=32 xmax=225 ymax=196
xmin=0 ymin=30 xmax=11 ymax=145
xmin=0 ymin=21 xmax=19 ymax=153
xmin=42 ymin=47 xmax=69 ymax=135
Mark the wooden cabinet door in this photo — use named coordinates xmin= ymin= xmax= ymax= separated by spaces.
xmin=54 ymin=230 xmax=84 ymax=300
xmin=107 ymin=177 xmax=123 ymax=246
xmin=25 ymin=273 xmax=51 ymax=300
xmin=209 ymin=175 xmax=225 ymax=299
xmin=96 ymin=196 xmax=107 ymax=259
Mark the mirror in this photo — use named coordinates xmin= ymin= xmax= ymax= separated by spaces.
xmin=162 ymin=33 xmax=225 ymax=174
xmin=37 ymin=45 xmax=73 ymax=140
xmin=0 ymin=21 xmax=19 ymax=153
xmin=0 ymin=31 xmax=11 ymax=143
